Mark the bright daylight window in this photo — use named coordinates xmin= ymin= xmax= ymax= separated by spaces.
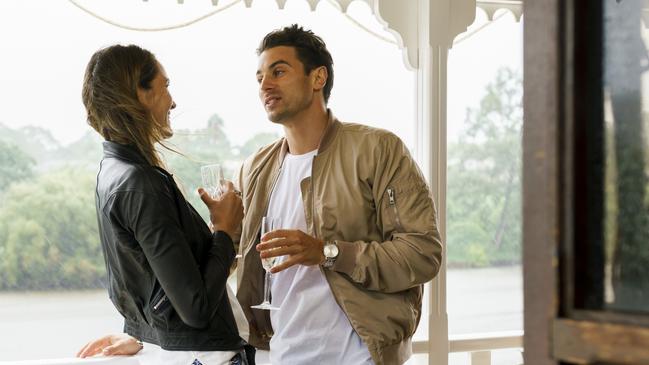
xmin=0 ymin=0 xmax=416 ymax=361
xmin=447 ymin=9 xmax=524 ymax=365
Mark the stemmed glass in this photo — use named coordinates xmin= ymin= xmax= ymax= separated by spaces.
xmin=251 ymin=216 xmax=281 ymax=311
xmin=200 ymin=163 xmax=225 ymax=198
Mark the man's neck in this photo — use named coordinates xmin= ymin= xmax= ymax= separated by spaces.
xmin=282 ymin=106 xmax=328 ymax=155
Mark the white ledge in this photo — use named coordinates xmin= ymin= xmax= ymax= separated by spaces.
xmin=0 ymin=357 xmax=140 ymax=365
xmin=412 ymin=330 xmax=524 ymax=354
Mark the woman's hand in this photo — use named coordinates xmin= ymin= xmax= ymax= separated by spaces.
xmin=76 ymin=333 xmax=143 ymax=358
xmin=199 ymin=181 xmax=244 ymax=239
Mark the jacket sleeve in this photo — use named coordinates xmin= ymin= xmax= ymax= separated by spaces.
xmin=329 ymin=134 xmax=443 ymax=293
xmin=107 ymin=189 xmax=235 ymax=329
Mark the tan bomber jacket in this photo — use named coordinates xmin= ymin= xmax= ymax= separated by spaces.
xmin=235 ymin=112 xmax=443 ymax=364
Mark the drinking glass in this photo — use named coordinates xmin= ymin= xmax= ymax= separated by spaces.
xmin=200 ymin=163 xmax=225 ymax=198
xmin=251 ymin=216 xmax=281 ymax=311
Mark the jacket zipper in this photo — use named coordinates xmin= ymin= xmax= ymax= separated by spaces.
xmin=387 ymin=187 xmax=404 ymax=232
xmin=152 ymin=294 xmax=167 ymax=312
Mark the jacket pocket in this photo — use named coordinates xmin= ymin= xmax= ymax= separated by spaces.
xmin=149 ymin=285 xmax=174 ymax=329
xmin=386 ymin=187 xmax=404 ymax=232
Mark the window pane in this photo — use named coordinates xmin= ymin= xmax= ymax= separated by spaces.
xmin=447 ymin=11 xmax=523 ymax=335
xmin=0 ymin=0 xmax=416 ymax=360
xmin=603 ymin=0 xmax=649 ymax=312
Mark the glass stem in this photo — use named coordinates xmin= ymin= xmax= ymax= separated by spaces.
xmin=263 ymin=271 xmax=272 ymax=304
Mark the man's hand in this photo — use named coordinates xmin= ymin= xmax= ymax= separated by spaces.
xmin=198 ymin=181 xmax=244 ymax=239
xmin=76 ymin=333 xmax=142 ymax=358
xmin=256 ymin=229 xmax=325 ymax=273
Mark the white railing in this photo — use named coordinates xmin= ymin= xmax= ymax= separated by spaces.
xmin=4 ymin=334 xmax=523 ymax=365
xmin=413 ymin=331 xmax=524 ymax=365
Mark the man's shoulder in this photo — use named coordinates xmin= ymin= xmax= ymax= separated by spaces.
xmin=241 ymin=137 xmax=284 ymax=171
xmin=337 ymin=120 xmax=402 ymax=146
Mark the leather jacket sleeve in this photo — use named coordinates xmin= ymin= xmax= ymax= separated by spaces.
xmin=329 ymin=135 xmax=443 ymax=293
xmin=106 ymin=189 xmax=235 ymax=329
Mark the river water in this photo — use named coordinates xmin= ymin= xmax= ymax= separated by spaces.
xmin=0 ymin=266 xmax=523 ymax=364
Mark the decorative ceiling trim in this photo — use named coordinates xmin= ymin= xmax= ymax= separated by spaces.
xmin=158 ymin=0 xmax=525 ymax=69
xmin=476 ymin=0 xmax=523 ymax=22
xmin=207 ymin=0 xmax=371 ymax=11
xmin=373 ymin=0 xmax=418 ymax=70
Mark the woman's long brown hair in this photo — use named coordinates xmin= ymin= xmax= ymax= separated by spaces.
xmin=82 ymin=44 xmax=168 ymax=168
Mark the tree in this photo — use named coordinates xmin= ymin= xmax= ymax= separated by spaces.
xmin=0 ymin=140 xmax=35 ymax=191
xmin=161 ymin=115 xmax=280 ymax=222
xmin=446 ymin=67 xmax=523 ymax=266
xmin=0 ymin=168 xmax=104 ymax=290
xmin=51 ymin=131 xmax=103 ymax=171
xmin=0 ymin=122 xmax=61 ymax=167
xmin=238 ymin=132 xmax=281 ymax=159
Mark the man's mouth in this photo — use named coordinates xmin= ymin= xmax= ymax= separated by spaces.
xmin=264 ymin=96 xmax=281 ymax=108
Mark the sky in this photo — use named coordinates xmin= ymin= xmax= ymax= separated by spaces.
xmin=0 ymin=0 xmax=522 ymax=149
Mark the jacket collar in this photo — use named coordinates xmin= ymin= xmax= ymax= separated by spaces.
xmin=317 ymin=109 xmax=341 ymax=154
xmin=102 ymin=141 xmax=149 ymax=165
xmin=276 ymin=109 xmax=341 ymax=166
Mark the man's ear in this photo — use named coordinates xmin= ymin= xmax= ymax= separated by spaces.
xmin=136 ymin=87 xmax=151 ymax=109
xmin=312 ymin=66 xmax=328 ymax=91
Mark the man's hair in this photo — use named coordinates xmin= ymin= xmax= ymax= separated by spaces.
xmin=257 ymin=24 xmax=334 ymax=104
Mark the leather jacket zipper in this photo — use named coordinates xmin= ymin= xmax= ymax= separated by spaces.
xmin=152 ymin=294 xmax=168 ymax=312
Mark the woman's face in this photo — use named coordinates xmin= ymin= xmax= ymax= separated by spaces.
xmin=138 ymin=61 xmax=176 ymax=138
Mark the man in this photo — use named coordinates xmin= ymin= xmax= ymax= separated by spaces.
xmin=235 ymin=24 xmax=442 ymax=364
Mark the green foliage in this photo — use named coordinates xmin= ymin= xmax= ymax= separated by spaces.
xmin=0 ymin=112 xmax=279 ymax=290
xmin=162 ymin=114 xmax=235 ymax=221
xmin=238 ymin=132 xmax=281 ymax=159
xmin=447 ymin=67 xmax=523 ymax=266
xmin=0 ymin=122 xmax=61 ymax=166
xmin=0 ymin=169 xmax=104 ymax=290
xmin=0 ymin=140 xmax=35 ymax=191
xmin=51 ymin=131 xmax=103 ymax=171
xmin=162 ymin=114 xmax=279 ymax=221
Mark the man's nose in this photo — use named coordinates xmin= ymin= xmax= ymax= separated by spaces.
xmin=171 ymin=101 xmax=177 ymax=110
xmin=259 ymin=75 xmax=274 ymax=90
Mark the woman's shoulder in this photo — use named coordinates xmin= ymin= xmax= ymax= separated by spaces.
xmin=99 ymin=158 xmax=171 ymax=201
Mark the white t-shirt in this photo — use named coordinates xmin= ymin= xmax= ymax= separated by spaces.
xmin=266 ymin=150 xmax=373 ymax=365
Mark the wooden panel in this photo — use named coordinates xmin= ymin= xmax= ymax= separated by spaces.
xmin=522 ymin=0 xmax=561 ymax=364
xmin=553 ymin=319 xmax=649 ymax=364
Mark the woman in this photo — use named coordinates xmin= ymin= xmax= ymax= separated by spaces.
xmin=78 ymin=44 xmax=252 ymax=364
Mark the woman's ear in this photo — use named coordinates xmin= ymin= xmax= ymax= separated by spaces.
xmin=136 ymin=87 xmax=151 ymax=109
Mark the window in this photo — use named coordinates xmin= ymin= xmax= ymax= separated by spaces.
xmin=446 ymin=9 xmax=524 ymax=365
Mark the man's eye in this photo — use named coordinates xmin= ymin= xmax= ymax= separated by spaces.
xmin=274 ymin=70 xmax=284 ymax=76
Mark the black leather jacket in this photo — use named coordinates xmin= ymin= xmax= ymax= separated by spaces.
xmin=95 ymin=141 xmax=245 ymax=351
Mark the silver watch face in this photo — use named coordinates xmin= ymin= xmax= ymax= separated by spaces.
xmin=324 ymin=243 xmax=339 ymax=258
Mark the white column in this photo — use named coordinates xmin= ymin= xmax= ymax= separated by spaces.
xmin=417 ymin=1 xmax=475 ymax=364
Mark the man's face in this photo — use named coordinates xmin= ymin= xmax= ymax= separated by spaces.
xmin=256 ymin=46 xmax=313 ymax=124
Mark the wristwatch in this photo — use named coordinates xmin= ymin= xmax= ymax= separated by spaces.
xmin=322 ymin=240 xmax=339 ymax=268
